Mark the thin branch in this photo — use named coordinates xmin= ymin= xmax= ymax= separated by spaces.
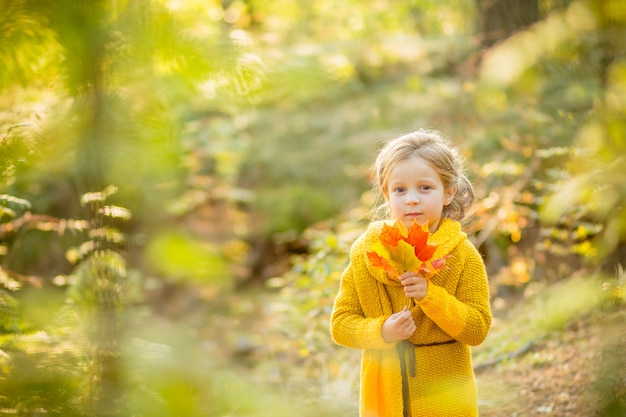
xmin=1 ymin=123 xmax=30 ymax=142
xmin=473 ymin=341 xmax=535 ymax=373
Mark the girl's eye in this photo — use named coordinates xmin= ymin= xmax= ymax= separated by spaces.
xmin=393 ymin=187 xmax=405 ymax=193
xmin=419 ymin=185 xmax=432 ymax=191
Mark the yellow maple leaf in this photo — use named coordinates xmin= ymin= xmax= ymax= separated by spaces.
xmin=367 ymin=220 xmax=447 ymax=281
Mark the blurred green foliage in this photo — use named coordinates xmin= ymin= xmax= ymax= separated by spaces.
xmin=0 ymin=0 xmax=625 ymax=415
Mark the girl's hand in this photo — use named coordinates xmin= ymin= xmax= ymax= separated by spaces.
xmin=381 ymin=306 xmax=416 ymax=343
xmin=400 ymin=271 xmax=428 ymax=301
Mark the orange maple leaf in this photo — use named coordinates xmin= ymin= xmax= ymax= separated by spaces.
xmin=414 ymin=245 xmax=436 ymax=262
xmin=367 ymin=251 xmax=399 ymax=278
xmin=367 ymin=220 xmax=447 ymax=282
xmin=379 ymin=223 xmax=402 ymax=247
xmin=402 ymin=220 xmax=438 ymax=261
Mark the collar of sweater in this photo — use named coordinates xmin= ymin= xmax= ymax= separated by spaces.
xmin=362 ymin=218 xmax=467 ymax=286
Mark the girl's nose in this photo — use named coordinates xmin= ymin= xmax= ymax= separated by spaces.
xmin=406 ymin=191 xmax=419 ymax=205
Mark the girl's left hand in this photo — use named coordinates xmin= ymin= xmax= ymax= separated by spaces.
xmin=400 ymin=271 xmax=428 ymax=301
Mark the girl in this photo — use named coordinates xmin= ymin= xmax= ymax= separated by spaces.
xmin=330 ymin=129 xmax=492 ymax=417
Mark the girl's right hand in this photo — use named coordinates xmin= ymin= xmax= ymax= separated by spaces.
xmin=381 ymin=306 xmax=416 ymax=343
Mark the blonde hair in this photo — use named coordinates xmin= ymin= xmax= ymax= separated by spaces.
xmin=372 ymin=129 xmax=474 ymax=222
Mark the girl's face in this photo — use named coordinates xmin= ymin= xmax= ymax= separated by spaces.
xmin=385 ymin=156 xmax=456 ymax=233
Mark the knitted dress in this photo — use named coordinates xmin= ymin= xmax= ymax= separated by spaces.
xmin=330 ymin=218 xmax=492 ymax=417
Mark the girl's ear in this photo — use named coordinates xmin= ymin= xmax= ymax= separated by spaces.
xmin=383 ymin=194 xmax=391 ymax=216
xmin=444 ymin=186 xmax=457 ymax=206
xmin=382 ymin=190 xmax=390 ymax=204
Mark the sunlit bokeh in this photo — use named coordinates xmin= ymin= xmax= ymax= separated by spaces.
xmin=1 ymin=0 xmax=624 ymax=416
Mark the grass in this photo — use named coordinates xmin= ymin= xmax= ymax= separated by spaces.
xmin=472 ymin=274 xmax=605 ymax=367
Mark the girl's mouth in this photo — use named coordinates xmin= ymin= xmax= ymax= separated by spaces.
xmin=405 ymin=213 xmax=422 ymax=218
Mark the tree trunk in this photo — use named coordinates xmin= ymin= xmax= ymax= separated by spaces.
xmin=476 ymin=0 xmax=539 ymax=47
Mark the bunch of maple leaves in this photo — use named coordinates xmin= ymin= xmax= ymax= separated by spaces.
xmin=366 ymin=220 xmax=447 ymax=280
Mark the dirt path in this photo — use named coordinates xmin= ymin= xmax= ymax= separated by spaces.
xmin=476 ymin=313 xmax=622 ymax=417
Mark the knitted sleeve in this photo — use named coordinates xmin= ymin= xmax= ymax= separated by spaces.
xmin=330 ymin=236 xmax=396 ymax=351
xmin=418 ymin=240 xmax=491 ymax=346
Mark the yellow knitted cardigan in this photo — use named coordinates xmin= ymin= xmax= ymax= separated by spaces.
xmin=330 ymin=218 xmax=491 ymax=417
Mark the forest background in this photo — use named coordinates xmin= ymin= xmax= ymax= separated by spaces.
xmin=0 ymin=0 xmax=624 ymax=416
